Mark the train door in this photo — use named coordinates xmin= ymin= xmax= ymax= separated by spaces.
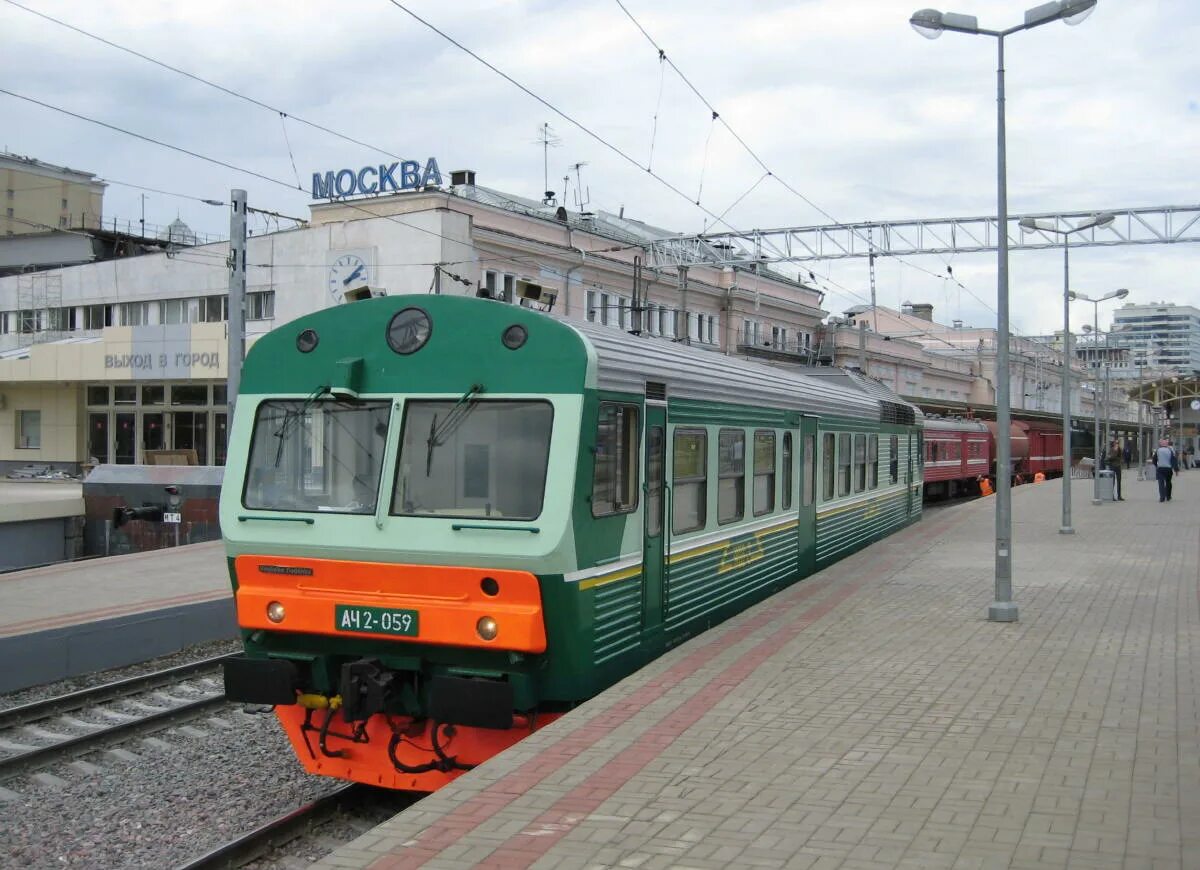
xmin=641 ymin=403 xmax=667 ymax=648
xmin=797 ymin=417 xmax=818 ymax=577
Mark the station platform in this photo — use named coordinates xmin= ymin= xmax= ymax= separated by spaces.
xmin=0 ymin=540 xmax=233 ymax=693
xmin=317 ymin=469 xmax=1199 ymax=870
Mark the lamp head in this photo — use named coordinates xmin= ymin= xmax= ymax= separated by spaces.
xmin=1068 ymin=290 xmax=1079 ymax=301
xmin=910 ymin=8 xmax=980 ymax=38
xmin=1114 ymin=288 xmax=1129 ymax=299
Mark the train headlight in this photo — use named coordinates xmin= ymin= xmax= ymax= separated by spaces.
xmin=266 ymin=601 xmax=286 ymax=623
xmin=476 ymin=616 xmax=498 ymax=641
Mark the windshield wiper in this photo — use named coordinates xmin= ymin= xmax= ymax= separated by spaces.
xmin=425 ymin=383 xmax=485 ymax=475
xmin=274 ymin=384 xmax=331 ymax=467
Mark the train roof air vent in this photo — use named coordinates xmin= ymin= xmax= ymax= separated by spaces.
xmin=645 ymin=381 xmax=667 ymax=402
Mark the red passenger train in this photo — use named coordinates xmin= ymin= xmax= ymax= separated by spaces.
xmin=922 ymin=416 xmax=1068 ymax=500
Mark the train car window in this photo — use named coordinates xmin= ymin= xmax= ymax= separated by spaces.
xmin=803 ymin=434 xmax=816 ymax=507
xmin=930 ymin=441 xmax=939 ymax=462
xmin=868 ymin=434 xmax=879 ymax=489
xmin=244 ymin=399 xmax=389 ymax=515
xmin=672 ymin=429 xmax=707 ymax=533
xmin=821 ymin=433 xmax=835 ymax=501
xmin=590 ymin=403 xmax=641 ymax=517
xmin=782 ymin=432 xmax=794 ymax=510
xmin=717 ymin=429 xmax=745 ymax=524
xmin=753 ymin=430 xmax=776 ymax=517
xmin=837 ymin=433 xmax=851 ymax=497
xmin=394 ymin=399 xmax=554 ymax=521
xmin=853 ymin=434 xmax=866 ymax=493
xmin=889 ymin=434 xmax=899 ymax=484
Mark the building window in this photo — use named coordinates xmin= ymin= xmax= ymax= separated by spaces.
xmin=753 ymin=430 xmax=775 ymax=516
xmin=83 ymin=304 xmax=113 ymax=329
xmin=586 ymin=289 xmax=598 ymax=322
xmin=58 ymin=216 xmax=67 ymax=228
xmin=18 ymin=310 xmax=35 ymax=334
xmin=119 ymin=302 xmax=149 ymax=326
xmin=672 ymin=429 xmax=707 ymax=534
xmin=61 ymin=198 xmax=68 ymax=210
xmin=246 ymin=290 xmax=275 ymax=321
xmin=160 ymin=299 xmax=191 ymax=324
xmin=16 ymin=411 xmax=41 ymax=449
xmin=591 ymin=403 xmax=639 ymax=516
xmin=717 ymin=428 xmax=745 ymax=524
xmin=199 ymin=295 xmax=227 ymax=322
xmin=5 ymin=208 xmax=12 ymax=218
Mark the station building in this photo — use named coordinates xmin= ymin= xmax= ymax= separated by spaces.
xmin=0 ymin=170 xmax=829 ymax=473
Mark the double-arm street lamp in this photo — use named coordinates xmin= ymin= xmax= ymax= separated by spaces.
xmin=910 ymin=0 xmax=1099 ymax=624
xmin=1018 ymin=212 xmax=1114 ymax=534
xmin=1069 ymin=287 xmax=1130 ymax=503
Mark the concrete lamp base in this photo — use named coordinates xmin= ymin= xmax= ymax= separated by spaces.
xmin=1059 ymin=527 xmax=1076 ymax=535
xmin=988 ymin=601 xmax=1019 ymax=623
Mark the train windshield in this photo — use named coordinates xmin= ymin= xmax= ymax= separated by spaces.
xmin=243 ymin=399 xmax=389 ymax=514
xmin=393 ymin=399 xmax=553 ymax=521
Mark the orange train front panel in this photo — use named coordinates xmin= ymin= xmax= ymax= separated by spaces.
xmin=233 ymin=555 xmax=547 ymax=653
xmin=274 ymin=705 xmax=563 ymax=791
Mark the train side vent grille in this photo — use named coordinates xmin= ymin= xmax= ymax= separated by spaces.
xmin=645 ymin=381 xmax=667 ymax=402
xmin=881 ymin=401 xmax=916 ymax=426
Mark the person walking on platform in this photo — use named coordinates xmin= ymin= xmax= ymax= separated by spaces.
xmin=1107 ymin=440 xmax=1124 ymax=500
xmin=1155 ymin=439 xmax=1176 ymax=502
xmin=1123 ymin=442 xmax=1132 ymax=469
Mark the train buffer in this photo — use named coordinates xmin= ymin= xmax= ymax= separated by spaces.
xmin=312 ymin=470 xmax=1200 ymax=869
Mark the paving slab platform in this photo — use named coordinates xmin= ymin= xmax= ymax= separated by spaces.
xmin=316 ymin=470 xmax=1200 ymax=870
xmin=0 ymin=540 xmax=234 ymax=693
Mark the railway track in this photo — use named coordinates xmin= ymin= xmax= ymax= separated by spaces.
xmin=0 ymin=653 xmax=234 ymax=781
xmin=176 ymin=783 xmax=412 ymax=870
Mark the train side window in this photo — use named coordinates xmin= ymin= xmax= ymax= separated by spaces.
xmin=853 ymin=434 xmax=866 ymax=493
xmin=672 ymin=429 xmax=707 ymax=533
xmin=782 ymin=432 xmax=794 ymax=510
xmin=591 ymin=403 xmax=640 ymax=517
xmin=804 ymin=434 xmax=816 ymax=507
xmin=889 ymin=434 xmax=899 ymax=484
xmin=753 ymin=430 xmax=776 ymax=516
xmin=821 ymin=433 xmax=835 ymax=501
xmin=717 ymin=429 xmax=745 ymax=524
xmin=868 ymin=434 xmax=879 ymax=489
xmin=837 ymin=433 xmax=851 ymax=497
xmin=930 ymin=441 xmax=939 ymax=462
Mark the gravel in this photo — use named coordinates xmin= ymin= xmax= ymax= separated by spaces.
xmin=1 ymin=703 xmax=337 ymax=869
xmin=0 ymin=638 xmax=243 ymax=712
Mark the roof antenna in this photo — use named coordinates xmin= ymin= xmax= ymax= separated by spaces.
xmin=570 ymin=162 xmax=590 ymax=211
xmin=535 ymin=122 xmax=561 ymax=205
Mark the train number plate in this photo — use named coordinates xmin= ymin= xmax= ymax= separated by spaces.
xmin=334 ymin=605 xmax=419 ymax=637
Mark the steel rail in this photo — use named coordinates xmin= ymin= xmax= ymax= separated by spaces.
xmin=175 ymin=783 xmax=375 ymax=870
xmin=0 ymin=652 xmax=235 ymax=731
xmin=0 ymin=693 xmax=230 ymax=780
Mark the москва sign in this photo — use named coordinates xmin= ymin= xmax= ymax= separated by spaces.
xmin=312 ymin=158 xmax=443 ymax=199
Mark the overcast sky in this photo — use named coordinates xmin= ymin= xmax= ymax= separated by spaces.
xmin=3 ymin=0 xmax=1197 ymax=336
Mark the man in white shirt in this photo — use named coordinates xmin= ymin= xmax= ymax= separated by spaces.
xmin=1155 ymin=439 xmax=1177 ymax=503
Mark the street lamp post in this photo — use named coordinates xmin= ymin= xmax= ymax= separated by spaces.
xmin=911 ymin=0 xmax=1099 ymax=623
xmin=1019 ymin=212 xmax=1114 ymax=534
xmin=1070 ymin=288 xmax=1129 ymax=503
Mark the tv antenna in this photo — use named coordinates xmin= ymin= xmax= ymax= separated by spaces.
xmin=570 ymin=161 xmax=590 ymax=211
xmin=534 ymin=122 xmax=562 ymax=204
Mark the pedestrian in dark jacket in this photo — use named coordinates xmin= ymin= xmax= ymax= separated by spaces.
xmin=1107 ymin=441 xmax=1124 ymax=500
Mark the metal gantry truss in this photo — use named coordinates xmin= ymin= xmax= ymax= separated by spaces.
xmin=643 ymin=204 xmax=1200 ymax=268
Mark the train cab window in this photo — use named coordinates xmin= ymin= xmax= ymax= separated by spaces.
xmin=782 ymin=432 xmax=794 ymax=510
xmin=753 ymin=430 xmax=776 ymax=516
xmin=803 ymin=434 xmax=816 ymax=507
xmin=853 ymin=434 xmax=866 ymax=493
xmin=868 ymin=434 xmax=879 ymax=489
xmin=889 ymin=435 xmax=899 ymax=484
xmin=591 ymin=403 xmax=640 ymax=516
xmin=244 ymin=399 xmax=389 ymax=514
xmin=821 ymin=433 xmax=835 ymax=501
xmin=394 ymin=399 xmax=554 ymax=520
xmin=837 ymin=433 xmax=851 ymax=497
xmin=717 ymin=429 xmax=745 ymax=524
xmin=672 ymin=429 xmax=707 ymax=533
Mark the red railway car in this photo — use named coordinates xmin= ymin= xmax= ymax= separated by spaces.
xmin=1019 ymin=420 xmax=1064 ymax=479
xmin=922 ymin=417 xmax=991 ymax=499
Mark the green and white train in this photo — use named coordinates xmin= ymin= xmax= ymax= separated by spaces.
xmin=220 ymin=294 xmax=923 ymax=790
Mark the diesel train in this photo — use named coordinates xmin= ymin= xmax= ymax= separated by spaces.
xmin=220 ymin=294 xmax=925 ymax=791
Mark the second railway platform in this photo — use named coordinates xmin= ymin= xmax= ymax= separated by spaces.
xmin=313 ymin=469 xmax=1199 ymax=869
